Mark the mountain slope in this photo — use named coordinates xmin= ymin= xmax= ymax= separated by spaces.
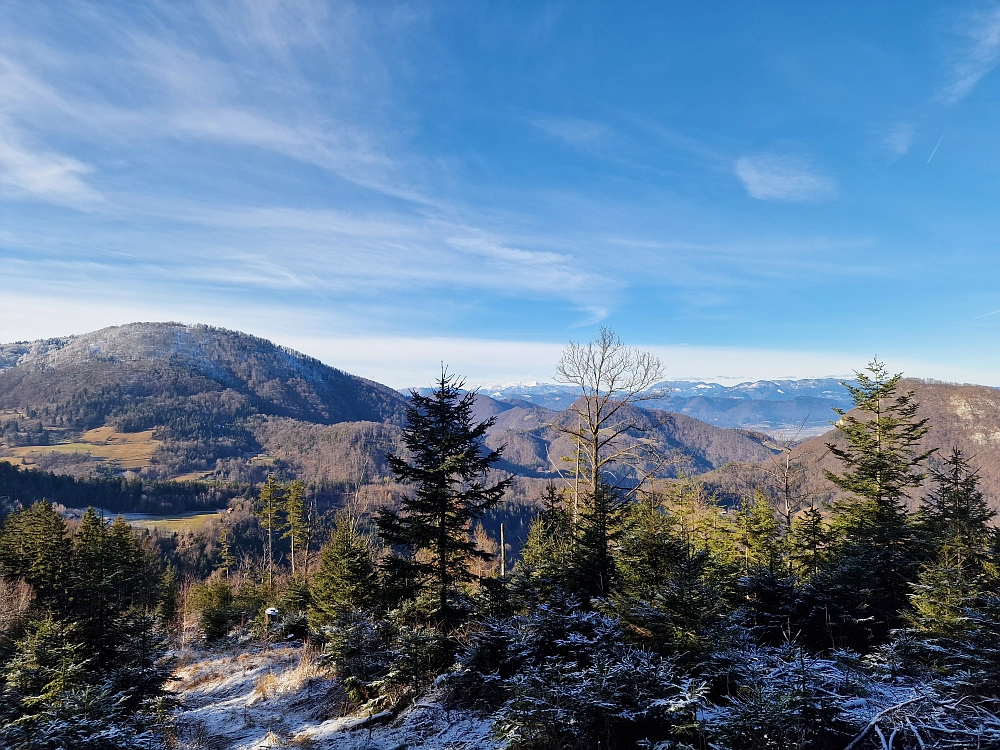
xmin=0 ymin=323 xmax=776 ymax=499
xmin=708 ymin=379 xmax=1000 ymax=510
xmin=0 ymin=323 xmax=406 ymax=478
xmin=0 ymin=322 xmax=405 ymax=425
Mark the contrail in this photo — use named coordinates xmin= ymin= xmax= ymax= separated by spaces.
xmin=927 ymin=130 xmax=947 ymax=164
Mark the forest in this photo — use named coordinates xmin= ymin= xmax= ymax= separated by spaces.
xmin=1 ymin=330 xmax=999 ymax=749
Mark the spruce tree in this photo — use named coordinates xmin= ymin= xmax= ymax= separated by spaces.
xmin=0 ymin=500 xmax=71 ymax=610
xmin=573 ymin=481 xmax=626 ymax=599
xmin=734 ymin=491 xmax=782 ymax=576
xmin=282 ymin=480 xmax=311 ymax=577
xmin=310 ymin=516 xmax=380 ymax=627
xmin=811 ymin=359 xmax=932 ymax=649
xmin=256 ymin=475 xmax=286 ymax=589
xmin=377 ymin=370 xmax=512 ymax=631
xmin=512 ymin=484 xmax=575 ymax=607
xmin=787 ymin=506 xmax=830 ymax=580
xmin=919 ymin=447 xmax=996 ymax=574
xmin=217 ymin=526 xmax=236 ymax=578
xmin=614 ymin=498 xmax=687 ymax=601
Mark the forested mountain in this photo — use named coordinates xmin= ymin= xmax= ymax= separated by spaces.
xmin=0 ymin=322 xmax=406 ymax=425
xmin=476 ymin=396 xmax=774 ymax=477
xmin=0 ymin=324 xmax=773 ymax=502
xmin=0 ymin=323 xmax=407 ymax=480
xmin=709 ymin=378 xmax=1000 ymax=511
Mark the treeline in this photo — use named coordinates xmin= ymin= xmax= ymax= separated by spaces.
xmin=0 ymin=461 xmax=243 ymax=517
xmin=0 ymin=504 xmax=176 ymax=748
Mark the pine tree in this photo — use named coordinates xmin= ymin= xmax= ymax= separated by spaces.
xmin=377 ymin=370 xmax=512 ymax=631
xmin=310 ymin=515 xmax=380 ymax=627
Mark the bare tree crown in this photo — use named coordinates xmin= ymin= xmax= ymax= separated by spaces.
xmin=554 ymin=326 xmax=664 ymax=401
xmin=553 ymin=327 xmax=666 ymax=502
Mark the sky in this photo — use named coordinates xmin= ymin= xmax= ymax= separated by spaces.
xmin=3 ymin=2 xmax=1000 ymax=387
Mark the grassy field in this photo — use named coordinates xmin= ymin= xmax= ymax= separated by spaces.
xmin=127 ymin=511 xmax=225 ymax=533
xmin=6 ymin=427 xmax=160 ymax=470
xmin=171 ymin=470 xmax=215 ymax=482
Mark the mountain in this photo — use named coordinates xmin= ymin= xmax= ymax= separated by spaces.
xmin=477 ymin=396 xmax=774 ymax=478
xmin=0 ymin=323 xmax=775 ymax=502
xmin=708 ymin=379 xmax=1000 ymax=511
xmin=475 ymin=378 xmax=855 ymax=436
xmin=0 ymin=322 xmax=406 ymax=480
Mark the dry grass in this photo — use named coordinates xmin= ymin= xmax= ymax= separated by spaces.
xmin=10 ymin=439 xmax=159 ymax=468
xmin=130 ymin=512 xmax=222 ymax=533
xmin=80 ymin=426 xmax=157 ymax=444
xmin=6 ymin=425 xmax=160 ymax=470
xmin=250 ymin=650 xmax=327 ymax=704
xmin=0 ymin=579 xmax=33 ymax=632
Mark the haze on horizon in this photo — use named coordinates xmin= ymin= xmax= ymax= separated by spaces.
xmin=3 ymin=2 xmax=1000 ymax=388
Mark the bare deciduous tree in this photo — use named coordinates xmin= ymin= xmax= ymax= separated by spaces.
xmin=553 ymin=327 xmax=665 ymax=516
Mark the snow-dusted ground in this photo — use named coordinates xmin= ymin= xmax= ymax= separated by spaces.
xmin=170 ymin=645 xmax=501 ymax=750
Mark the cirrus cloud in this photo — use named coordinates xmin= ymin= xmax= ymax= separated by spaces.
xmin=734 ymin=153 xmax=837 ymax=202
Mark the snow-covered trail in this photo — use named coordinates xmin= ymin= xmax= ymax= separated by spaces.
xmin=170 ymin=646 xmax=501 ymax=749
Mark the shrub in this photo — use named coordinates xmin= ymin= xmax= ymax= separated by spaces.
xmin=189 ymin=579 xmax=234 ymax=642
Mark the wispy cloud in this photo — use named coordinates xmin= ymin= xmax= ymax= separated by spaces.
xmin=881 ymin=123 xmax=916 ymax=157
xmin=734 ymin=153 xmax=837 ymax=202
xmin=0 ymin=121 xmax=101 ymax=207
xmin=939 ymin=6 xmax=1000 ymax=105
xmin=530 ymin=116 xmax=609 ymax=148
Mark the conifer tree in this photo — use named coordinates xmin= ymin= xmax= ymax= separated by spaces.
xmin=906 ymin=547 xmax=976 ymax=642
xmin=256 ymin=475 xmax=286 ymax=589
xmin=573 ymin=481 xmax=627 ymax=599
xmin=811 ymin=359 xmax=932 ymax=648
xmin=377 ymin=370 xmax=512 ymax=631
xmin=615 ymin=498 xmax=687 ymax=602
xmin=310 ymin=515 xmax=380 ymax=627
xmin=919 ymin=447 xmax=996 ymax=574
xmin=217 ymin=526 xmax=236 ymax=578
xmin=0 ymin=500 xmax=71 ymax=610
xmin=71 ymin=509 xmax=115 ymax=664
xmin=513 ymin=484 xmax=575 ymax=606
xmin=282 ymin=480 xmax=311 ymax=578
xmin=787 ymin=505 xmax=830 ymax=579
xmin=735 ymin=491 xmax=782 ymax=575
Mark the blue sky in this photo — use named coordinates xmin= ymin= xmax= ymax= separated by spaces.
xmin=3 ymin=2 xmax=1000 ymax=387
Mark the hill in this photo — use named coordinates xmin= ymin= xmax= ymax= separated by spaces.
xmin=707 ymin=379 xmax=1000 ymax=511
xmin=0 ymin=323 xmax=781 ymax=518
xmin=0 ymin=322 xmax=406 ymax=479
